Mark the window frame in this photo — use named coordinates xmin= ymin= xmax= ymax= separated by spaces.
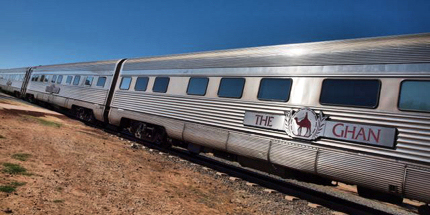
xmin=51 ymin=75 xmax=57 ymax=83
xmin=319 ymin=78 xmax=381 ymax=109
xmin=119 ymin=76 xmax=132 ymax=90
xmin=85 ymin=76 xmax=94 ymax=86
xmin=57 ymin=75 xmax=63 ymax=84
xmin=257 ymin=78 xmax=293 ymax=102
xmin=152 ymin=77 xmax=170 ymax=93
xmin=397 ymin=79 xmax=430 ymax=113
xmin=134 ymin=76 xmax=149 ymax=91
xmin=66 ymin=76 xmax=73 ymax=85
xmin=73 ymin=75 xmax=81 ymax=86
xmin=186 ymin=77 xmax=209 ymax=96
xmin=217 ymin=77 xmax=246 ymax=99
xmin=96 ymin=76 xmax=107 ymax=87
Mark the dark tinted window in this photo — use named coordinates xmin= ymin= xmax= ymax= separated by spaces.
xmin=320 ymin=79 xmax=380 ymax=108
xmin=135 ymin=77 xmax=149 ymax=91
xmin=85 ymin=76 xmax=93 ymax=86
xmin=57 ymin=75 xmax=63 ymax=84
xmin=96 ymin=77 xmax=106 ymax=87
xmin=51 ymin=75 xmax=57 ymax=83
xmin=218 ymin=78 xmax=245 ymax=98
xmin=187 ymin=77 xmax=209 ymax=96
xmin=66 ymin=76 xmax=73 ymax=84
xmin=39 ymin=75 xmax=45 ymax=82
xmin=120 ymin=77 xmax=132 ymax=90
xmin=258 ymin=78 xmax=292 ymax=101
xmin=73 ymin=75 xmax=81 ymax=85
xmin=153 ymin=77 xmax=170 ymax=93
xmin=399 ymin=81 xmax=430 ymax=112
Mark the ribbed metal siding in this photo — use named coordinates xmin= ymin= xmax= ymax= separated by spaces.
xmin=111 ymin=91 xmax=430 ymax=164
xmin=226 ymin=132 xmax=270 ymax=160
xmin=28 ymin=82 xmax=108 ymax=105
xmin=11 ymin=81 xmax=22 ymax=89
xmin=269 ymin=140 xmax=317 ymax=173
xmin=183 ymin=123 xmax=228 ymax=150
xmin=319 ymin=108 xmax=430 ymax=163
xmin=404 ymin=168 xmax=430 ymax=202
xmin=124 ymin=34 xmax=430 ymax=70
xmin=317 ymin=150 xmax=405 ymax=193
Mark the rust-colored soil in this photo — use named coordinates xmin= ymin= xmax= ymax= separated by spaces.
xmin=0 ymin=101 xmax=273 ymax=215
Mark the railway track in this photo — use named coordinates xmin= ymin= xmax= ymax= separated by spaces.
xmin=99 ymin=127 xmax=414 ymax=215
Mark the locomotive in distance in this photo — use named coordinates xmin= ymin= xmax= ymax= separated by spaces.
xmin=1 ymin=33 xmax=430 ymax=206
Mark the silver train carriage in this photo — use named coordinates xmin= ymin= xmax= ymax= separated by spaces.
xmin=25 ymin=60 xmax=124 ymax=122
xmin=0 ymin=67 xmax=32 ymax=97
xmin=107 ymin=33 xmax=430 ymax=204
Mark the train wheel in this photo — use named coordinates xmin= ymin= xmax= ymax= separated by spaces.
xmin=133 ymin=122 xmax=145 ymax=139
xmin=154 ymin=128 xmax=171 ymax=149
xmin=84 ymin=110 xmax=95 ymax=123
xmin=28 ymin=96 xmax=35 ymax=103
xmin=75 ymin=108 xmax=86 ymax=121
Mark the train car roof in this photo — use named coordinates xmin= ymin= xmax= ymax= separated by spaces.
xmin=0 ymin=67 xmax=29 ymax=74
xmin=31 ymin=59 xmax=122 ymax=72
xmin=123 ymin=33 xmax=430 ymax=71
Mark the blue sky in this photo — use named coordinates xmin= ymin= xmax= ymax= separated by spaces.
xmin=1 ymin=0 xmax=429 ymax=68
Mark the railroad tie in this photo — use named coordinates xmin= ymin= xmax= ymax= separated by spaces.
xmin=284 ymin=195 xmax=299 ymax=201
xmin=308 ymin=203 xmax=322 ymax=208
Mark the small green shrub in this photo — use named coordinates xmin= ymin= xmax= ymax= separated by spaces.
xmin=53 ymin=199 xmax=64 ymax=203
xmin=0 ymin=185 xmax=16 ymax=193
xmin=2 ymin=163 xmax=27 ymax=175
xmin=9 ymin=181 xmax=26 ymax=187
xmin=0 ymin=134 xmax=4 ymax=139
xmin=12 ymin=153 xmax=31 ymax=161
xmin=0 ymin=181 xmax=27 ymax=193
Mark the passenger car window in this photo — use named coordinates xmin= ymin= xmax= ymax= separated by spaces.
xmin=135 ymin=77 xmax=149 ymax=91
xmin=96 ymin=77 xmax=106 ymax=87
xmin=153 ymin=77 xmax=170 ymax=93
xmin=218 ymin=78 xmax=245 ymax=98
xmin=73 ymin=75 xmax=81 ymax=85
xmin=39 ymin=75 xmax=45 ymax=82
xmin=187 ymin=77 xmax=209 ymax=96
xmin=258 ymin=78 xmax=292 ymax=102
xmin=45 ymin=75 xmax=50 ymax=83
xmin=119 ymin=77 xmax=132 ymax=90
xmin=66 ymin=76 xmax=73 ymax=84
xmin=85 ymin=76 xmax=93 ymax=86
xmin=51 ymin=75 xmax=57 ymax=83
xmin=320 ymin=79 xmax=380 ymax=108
xmin=399 ymin=81 xmax=430 ymax=112
xmin=57 ymin=75 xmax=63 ymax=84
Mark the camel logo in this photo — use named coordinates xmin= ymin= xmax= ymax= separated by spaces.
xmin=45 ymin=84 xmax=61 ymax=94
xmin=285 ymin=108 xmax=327 ymax=140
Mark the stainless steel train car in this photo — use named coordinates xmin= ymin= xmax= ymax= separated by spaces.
xmin=108 ymin=33 xmax=430 ymax=204
xmin=0 ymin=67 xmax=31 ymax=97
xmin=1 ymin=33 xmax=430 ymax=206
xmin=25 ymin=60 xmax=124 ymax=122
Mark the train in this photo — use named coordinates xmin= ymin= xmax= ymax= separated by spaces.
xmin=1 ymin=33 xmax=430 ymax=207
